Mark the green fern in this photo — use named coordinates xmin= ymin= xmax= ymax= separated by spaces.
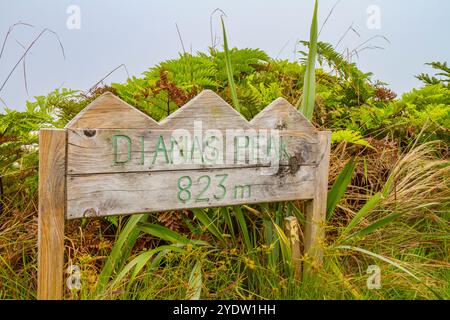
xmin=416 ymin=61 xmax=450 ymax=86
xmin=331 ymin=129 xmax=374 ymax=149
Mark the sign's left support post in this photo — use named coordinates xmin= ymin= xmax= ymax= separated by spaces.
xmin=37 ymin=129 xmax=66 ymax=300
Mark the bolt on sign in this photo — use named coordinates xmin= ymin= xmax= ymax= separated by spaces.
xmin=37 ymin=90 xmax=331 ymax=299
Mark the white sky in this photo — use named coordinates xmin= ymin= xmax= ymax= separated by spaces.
xmin=1 ymin=0 xmax=449 ymax=110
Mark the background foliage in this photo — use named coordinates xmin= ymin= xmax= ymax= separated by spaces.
xmin=0 ymin=42 xmax=449 ymax=299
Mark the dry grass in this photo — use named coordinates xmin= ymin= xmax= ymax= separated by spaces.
xmin=0 ymin=137 xmax=448 ymax=299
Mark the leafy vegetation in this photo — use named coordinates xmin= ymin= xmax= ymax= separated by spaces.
xmin=300 ymin=0 xmax=319 ymax=120
xmin=0 ymin=6 xmax=449 ymax=300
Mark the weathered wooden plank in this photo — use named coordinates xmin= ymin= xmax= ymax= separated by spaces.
xmin=38 ymin=129 xmax=66 ymax=300
xmin=65 ymin=92 xmax=158 ymax=129
xmin=251 ymin=97 xmax=316 ymax=131
xmin=67 ymin=129 xmax=320 ymax=174
xmin=303 ymin=131 xmax=331 ymax=278
xmin=66 ymin=166 xmax=316 ymax=219
xmin=159 ymin=90 xmax=251 ymax=130
xmin=36 ymin=90 xmax=332 ymax=298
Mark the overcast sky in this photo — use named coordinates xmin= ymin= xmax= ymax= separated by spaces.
xmin=1 ymin=0 xmax=449 ymax=110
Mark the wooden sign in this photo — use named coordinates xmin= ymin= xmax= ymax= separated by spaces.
xmin=37 ymin=90 xmax=331 ymax=299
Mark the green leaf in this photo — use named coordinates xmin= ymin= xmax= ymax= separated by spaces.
xmin=346 ymin=212 xmax=401 ymax=240
xmin=110 ymin=245 xmax=184 ymax=288
xmin=234 ymin=206 xmax=252 ymax=252
xmin=331 ymin=130 xmax=374 ymax=149
xmin=272 ymin=221 xmax=293 ymax=278
xmin=193 ymin=208 xmax=226 ymax=244
xmin=95 ymin=214 xmax=148 ymax=297
xmin=262 ymin=217 xmax=277 ymax=268
xmin=300 ymin=0 xmax=318 ymax=120
xmin=343 ymin=192 xmax=383 ymax=235
xmin=336 ymin=245 xmax=443 ymax=299
xmin=221 ymin=16 xmax=240 ymax=112
xmin=381 ymin=170 xmax=396 ymax=198
xmin=220 ymin=207 xmax=236 ymax=245
xmin=327 ymin=157 xmax=356 ymax=220
xmin=138 ymin=222 xmax=191 ymax=244
xmin=186 ymin=260 xmax=202 ymax=300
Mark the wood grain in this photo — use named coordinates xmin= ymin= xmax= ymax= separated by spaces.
xmin=159 ymin=90 xmax=251 ymax=130
xmin=303 ymin=131 xmax=331 ymax=278
xmin=66 ymin=166 xmax=316 ymax=219
xmin=67 ymin=129 xmax=320 ymax=174
xmin=38 ymin=129 xmax=66 ymax=300
xmin=65 ymin=92 xmax=158 ymax=129
xmin=251 ymin=97 xmax=316 ymax=131
xmin=37 ymin=90 xmax=332 ymax=297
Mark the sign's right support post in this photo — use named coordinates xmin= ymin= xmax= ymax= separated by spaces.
xmin=303 ymin=131 xmax=331 ymax=280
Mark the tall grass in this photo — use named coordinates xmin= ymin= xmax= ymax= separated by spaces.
xmin=300 ymin=0 xmax=319 ymax=120
xmin=0 ymin=1 xmax=448 ymax=301
xmin=220 ymin=16 xmax=240 ymax=112
xmin=86 ymin=140 xmax=448 ymax=300
xmin=1 ymin=124 xmax=448 ymax=300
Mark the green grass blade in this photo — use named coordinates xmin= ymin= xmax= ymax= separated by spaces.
xmin=343 ymin=192 xmax=383 ymax=235
xmin=95 ymin=213 xmax=148 ymax=296
xmin=346 ymin=212 xmax=401 ymax=240
xmin=234 ymin=206 xmax=252 ymax=252
xmin=111 ymin=248 xmax=156 ymax=288
xmin=220 ymin=207 xmax=236 ymax=245
xmin=193 ymin=208 xmax=226 ymax=244
xmin=300 ymin=0 xmax=319 ymax=120
xmin=138 ymin=222 xmax=190 ymax=244
xmin=272 ymin=221 xmax=293 ymax=278
xmin=220 ymin=16 xmax=240 ymax=112
xmin=327 ymin=157 xmax=356 ymax=220
xmin=336 ymin=245 xmax=443 ymax=299
xmin=186 ymin=260 xmax=202 ymax=300
xmin=262 ymin=217 xmax=275 ymax=268
xmin=132 ymin=245 xmax=186 ymax=281
xmin=111 ymin=245 xmax=185 ymax=289
xmin=328 ymin=259 xmax=362 ymax=299
xmin=381 ymin=169 xmax=396 ymax=197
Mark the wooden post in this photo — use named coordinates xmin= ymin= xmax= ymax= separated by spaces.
xmin=284 ymin=216 xmax=302 ymax=281
xmin=33 ymin=91 xmax=331 ymax=298
xmin=303 ymin=131 xmax=331 ymax=279
xmin=37 ymin=129 xmax=66 ymax=300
